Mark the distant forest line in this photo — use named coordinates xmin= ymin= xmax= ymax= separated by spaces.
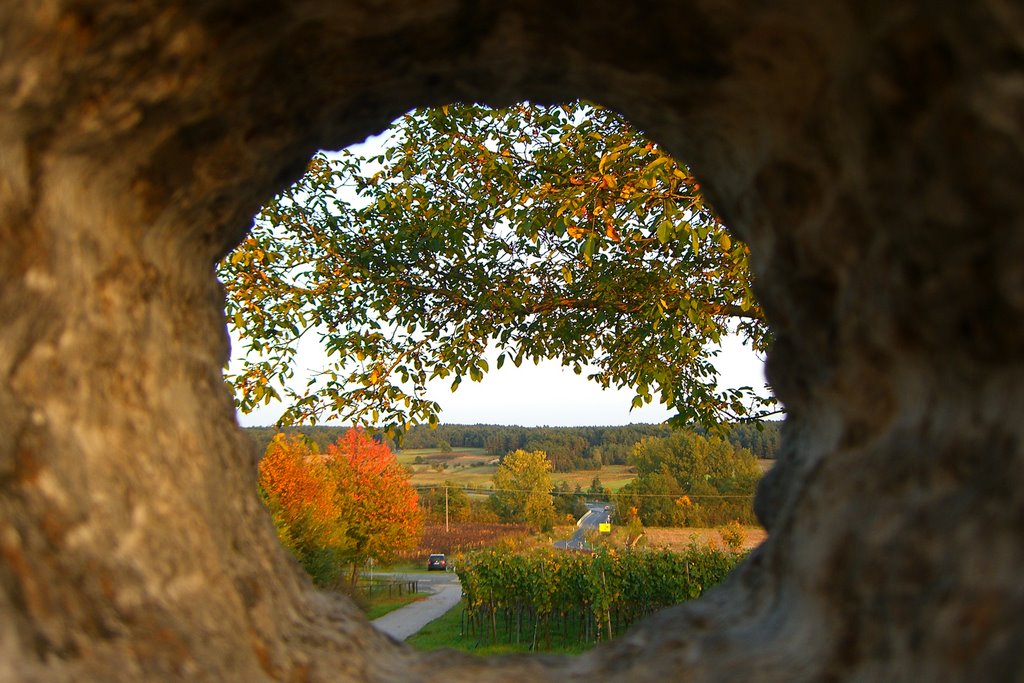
xmin=244 ymin=421 xmax=781 ymax=472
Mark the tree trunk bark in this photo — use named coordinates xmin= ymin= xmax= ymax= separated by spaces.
xmin=1 ymin=1 xmax=1022 ymax=681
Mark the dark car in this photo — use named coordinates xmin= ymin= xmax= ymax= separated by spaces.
xmin=427 ymin=553 xmax=447 ymax=571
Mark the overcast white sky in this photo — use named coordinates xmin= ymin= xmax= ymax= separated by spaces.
xmin=233 ymin=333 xmax=768 ymax=428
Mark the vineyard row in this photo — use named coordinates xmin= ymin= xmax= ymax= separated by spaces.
xmin=456 ymin=546 xmax=745 ymax=649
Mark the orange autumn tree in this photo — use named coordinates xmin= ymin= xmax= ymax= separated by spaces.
xmin=257 ymin=429 xmax=422 ymax=587
xmin=327 ymin=427 xmax=423 ymax=584
xmin=258 ymin=433 xmax=352 ymax=585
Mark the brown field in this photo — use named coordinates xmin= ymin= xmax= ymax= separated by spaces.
xmin=642 ymin=526 xmax=766 ymax=552
xmin=401 ymin=522 xmax=534 ymax=561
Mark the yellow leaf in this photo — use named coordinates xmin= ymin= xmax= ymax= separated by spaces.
xmin=567 ymin=224 xmax=586 ymax=239
xmin=719 ymin=233 xmax=732 ymax=250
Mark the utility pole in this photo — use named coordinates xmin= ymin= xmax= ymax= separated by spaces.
xmin=445 ymin=485 xmax=449 ymax=532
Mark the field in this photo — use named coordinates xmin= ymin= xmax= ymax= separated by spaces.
xmin=399 ymin=447 xmax=636 ymax=492
xmin=396 ymin=447 xmax=491 ymax=465
xmin=642 ymin=526 xmax=766 ymax=551
xmin=549 ymin=464 xmax=635 ymax=492
xmin=410 ymin=466 xmax=498 ymax=487
xmin=399 ymin=448 xmax=499 ymax=488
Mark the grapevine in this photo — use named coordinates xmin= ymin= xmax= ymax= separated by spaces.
xmin=456 ymin=546 xmax=744 ymax=649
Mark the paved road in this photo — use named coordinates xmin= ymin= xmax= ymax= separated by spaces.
xmin=371 ymin=571 xmax=462 ymax=641
xmin=554 ymin=502 xmax=612 ymax=551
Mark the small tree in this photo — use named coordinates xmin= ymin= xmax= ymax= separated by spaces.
xmin=491 ymin=449 xmax=556 ymax=531
xmin=719 ymin=520 xmax=745 ymax=551
xmin=257 ymin=434 xmax=352 ymax=586
xmin=625 ymin=515 xmax=646 ymax=549
xmin=327 ymin=428 xmax=424 ymax=583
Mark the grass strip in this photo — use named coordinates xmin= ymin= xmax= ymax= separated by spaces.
xmin=406 ymin=600 xmax=591 ymax=655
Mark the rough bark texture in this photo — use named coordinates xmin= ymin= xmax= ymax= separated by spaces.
xmin=2 ymin=1 xmax=1023 ymax=680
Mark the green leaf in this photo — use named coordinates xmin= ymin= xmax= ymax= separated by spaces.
xmin=644 ymin=156 xmax=671 ymax=175
xmin=656 ymin=220 xmax=673 ymax=244
xmin=583 ymin=236 xmax=596 ymax=262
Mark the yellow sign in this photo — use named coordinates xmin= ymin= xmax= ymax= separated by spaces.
xmin=599 ymin=523 xmax=611 ymax=533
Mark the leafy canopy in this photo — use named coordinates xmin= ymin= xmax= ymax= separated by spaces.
xmin=616 ymin=430 xmax=761 ymax=527
xmin=220 ymin=101 xmax=774 ymax=436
